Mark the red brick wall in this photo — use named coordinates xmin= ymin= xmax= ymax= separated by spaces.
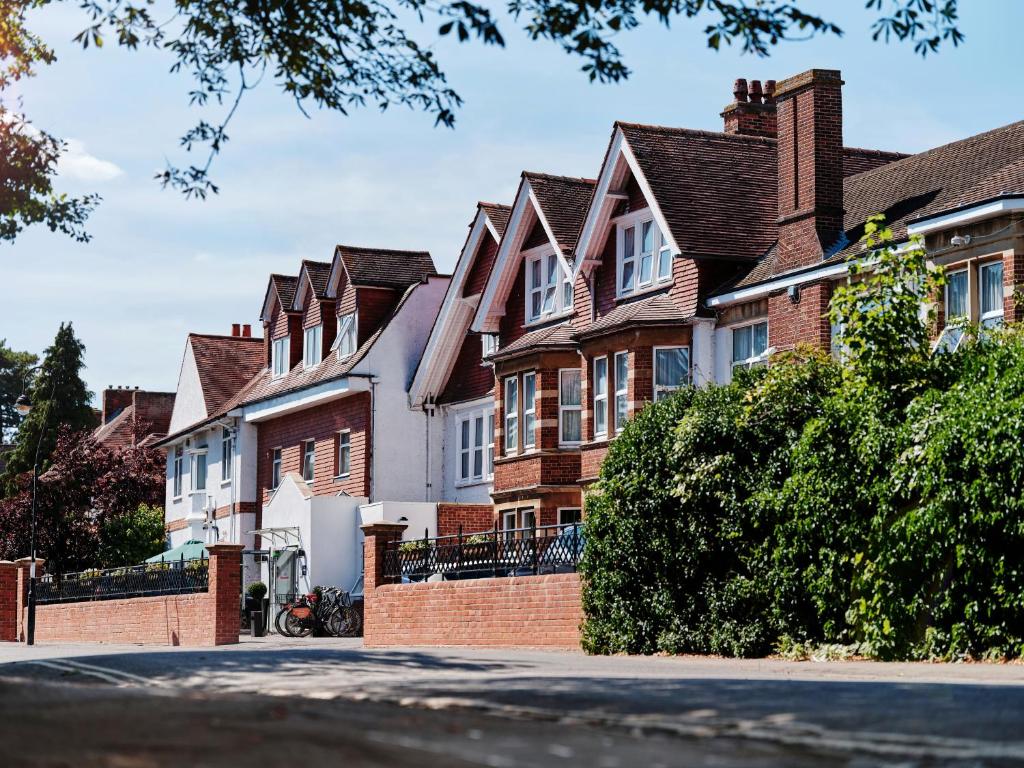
xmin=364 ymin=574 xmax=582 ymax=648
xmin=437 ymin=503 xmax=495 ymax=536
xmin=0 ymin=563 xmax=15 ymax=642
xmin=766 ymin=280 xmax=832 ymax=350
xmin=258 ymin=393 xmax=371 ymax=504
xmin=463 ymin=232 xmax=499 ymax=298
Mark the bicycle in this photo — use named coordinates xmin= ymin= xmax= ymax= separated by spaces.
xmin=275 ymin=587 xmax=361 ymax=638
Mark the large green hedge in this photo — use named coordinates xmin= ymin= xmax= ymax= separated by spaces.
xmin=581 ymin=219 xmax=1024 ymax=660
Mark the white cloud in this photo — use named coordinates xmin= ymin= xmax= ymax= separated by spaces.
xmin=58 ymin=139 xmax=123 ymax=182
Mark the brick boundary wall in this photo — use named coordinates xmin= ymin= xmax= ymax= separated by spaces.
xmin=0 ymin=562 xmax=16 ymax=642
xmin=5 ymin=545 xmax=243 ymax=647
xmin=362 ymin=522 xmax=583 ymax=649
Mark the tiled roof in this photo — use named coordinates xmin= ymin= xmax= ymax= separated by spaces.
xmin=479 ymin=202 xmax=512 ymax=237
xmin=189 ymin=334 xmax=266 ymax=416
xmin=524 ymin=172 xmax=596 ymax=260
xmin=336 ymin=246 xmax=437 ymax=290
xmin=270 ymin=274 xmax=298 ymax=311
xmin=618 ymin=123 xmax=778 ymax=262
xmin=489 ymin=321 xmax=576 ymax=362
xmin=239 ymin=281 xmax=423 ymax=407
xmin=93 ymin=406 xmax=138 ymax=451
xmin=301 ymin=260 xmax=333 ymax=300
xmin=575 ymin=291 xmax=688 ymax=340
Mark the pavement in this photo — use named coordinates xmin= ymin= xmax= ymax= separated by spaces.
xmin=2 ymin=636 xmax=1024 ymax=766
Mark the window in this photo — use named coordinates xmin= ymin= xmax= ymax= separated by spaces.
xmin=172 ymin=449 xmax=183 ymax=498
xmin=593 ymin=356 xmax=608 ymax=437
xmin=303 ymin=324 xmax=322 ymax=368
xmin=337 ymin=432 xmax=351 ymax=477
xmin=334 ymin=313 xmax=357 ymax=359
xmin=654 ymin=347 xmax=689 ymax=401
xmin=980 ymin=261 xmax=1004 ymax=328
xmin=559 ymin=369 xmax=582 ymax=445
xmin=558 ymin=508 xmax=582 ymax=526
xmin=526 ymin=250 xmax=571 ymax=323
xmin=945 ymin=268 xmax=968 ymax=322
xmin=731 ymin=322 xmax=769 ymax=370
xmin=523 ymin=372 xmax=536 ymax=449
xmin=481 ymin=333 xmax=498 ymax=358
xmin=190 ymin=451 xmax=207 ymax=493
xmin=272 ymin=336 xmax=289 ymax=378
xmin=302 ymin=440 xmax=315 ymax=483
xmin=618 ymin=217 xmax=671 ymax=297
xmin=502 ymin=510 xmax=517 ymax=541
xmin=456 ymin=410 xmax=493 ymax=484
xmin=520 ymin=508 xmax=536 ymax=530
xmin=271 ymin=448 xmax=282 ymax=490
xmin=504 ymin=377 xmax=519 ymax=454
xmin=614 ymin=352 xmax=629 ymax=432
xmin=221 ymin=428 xmax=233 ymax=482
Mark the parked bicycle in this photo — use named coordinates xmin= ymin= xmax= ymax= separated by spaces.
xmin=275 ymin=586 xmax=362 ymax=638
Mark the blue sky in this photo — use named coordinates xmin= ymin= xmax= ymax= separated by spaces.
xmin=3 ymin=1 xmax=1023 ymax=401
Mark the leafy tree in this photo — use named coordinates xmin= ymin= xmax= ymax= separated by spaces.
xmin=0 ymin=339 xmax=38 ymax=442
xmin=1 ymin=323 xmax=97 ymax=496
xmin=98 ymin=503 xmax=167 ymax=568
xmin=1 ymin=0 xmax=962 ymax=240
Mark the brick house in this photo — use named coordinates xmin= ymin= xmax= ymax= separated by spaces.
xmin=463 ymin=67 xmax=1023 ymax=530
xmin=92 ymin=386 xmax=176 ymax=449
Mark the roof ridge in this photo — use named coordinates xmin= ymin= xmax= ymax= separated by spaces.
xmin=523 ymin=170 xmax=598 ymax=185
xmin=188 ymin=332 xmax=263 ymax=342
xmin=335 ymin=244 xmax=432 ymax=256
xmin=617 ymin=121 xmax=778 ymax=145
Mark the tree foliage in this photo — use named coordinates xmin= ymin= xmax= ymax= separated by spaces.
xmin=582 ymin=218 xmax=1024 ymax=661
xmin=0 ymin=338 xmax=38 ymax=441
xmin=1 ymin=0 xmax=963 ymax=240
xmin=98 ymin=502 xmax=166 ymax=568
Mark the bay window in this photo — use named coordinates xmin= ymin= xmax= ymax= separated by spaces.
xmin=559 ymin=369 xmax=582 ymax=445
xmin=526 ymin=249 xmax=571 ymax=323
xmin=945 ymin=268 xmax=968 ymax=322
xmin=593 ymin=356 xmax=608 ymax=437
xmin=272 ymin=336 xmax=289 ymax=378
xmin=653 ymin=346 xmax=689 ymax=401
xmin=731 ymin=322 xmax=769 ymax=371
xmin=523 ymin=372 xmax=536 ymax=449
xmin=303 ymin=324 xmax=322 ymax=368
xmin=618 ymin=216 xmax=672 ymax=297
xmin=504 ymin=377 xmax=519 ymax=454
xmin=614 ymin=351 xmax=628 ymax=432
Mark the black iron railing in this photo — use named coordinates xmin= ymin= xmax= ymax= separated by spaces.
xmin=35 ymin=556 xmax=210 ymax=605
xmin=382 ymin=523 xmax=583 ymax=582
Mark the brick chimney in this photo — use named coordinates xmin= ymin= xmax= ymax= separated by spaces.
xmin=101 ymin=386 xmax=134 ymax=424
xmin=721 ymin=78 xmax=777 ymax=138
xmin=241 ymin=324 xmax=252 ymax=338
xmin=774 ymin=69 xmax=845 ymax=272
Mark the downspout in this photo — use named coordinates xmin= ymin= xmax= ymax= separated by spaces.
xmin=422 ymin=400 xmax=435 ymax=502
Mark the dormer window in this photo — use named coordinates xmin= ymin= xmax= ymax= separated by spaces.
xmin=333 ymin=312 xmax=357 ymax=359
xmin=617 ymin=215 xmax=672 ymax=297
xmin=272 ymin=336 xmax=289 ymax=378
xmin=303 ymin=324 xmax=322 ymax=369
xmin=526 ymin=249 xmax=572 ymax=324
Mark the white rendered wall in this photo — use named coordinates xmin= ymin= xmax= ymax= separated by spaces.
xmin=714 ymin=326 xmax=733 ymax=385
xmin=439 ymin=398 xmax=494 ymax=504
xmin=167 ymin=341 xmax=208 ymax=434
xmin=691 ymin=320 xmax=715 ymax=387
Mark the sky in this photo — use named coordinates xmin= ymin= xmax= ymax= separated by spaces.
xmin=3 ymin=1 xmax=1023 ymax=402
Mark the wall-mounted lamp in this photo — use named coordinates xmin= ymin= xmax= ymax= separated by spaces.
xmin=787 ymin=285 xmax=801 ymax=304
xmin=950 ymin=234 xmax=972 ymax=247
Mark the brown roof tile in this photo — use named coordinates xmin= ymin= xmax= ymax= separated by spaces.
xmin=336 ymin=246 xmax=437 ymax=290
xmin=489 ymin=321 xmax=576 ymax=362
xmin=479 ymin=202 xmax=512 ymax=237
xmin=189 ymin=334 xmax=266 ymax=415
xmin=575 ymin=291 xmax=687 ymax=340
xmin=300 ymin=260 xmax=333 ymax=300
xmin=270 ymin=274 xmax=298 ymax=311
xmin=523 ymin=173 xmax=596 ymax=260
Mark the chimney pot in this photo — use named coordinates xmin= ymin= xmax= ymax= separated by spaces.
xmin=732 ymin=78 xmax=748 ymax=103
xmin=231 ymin=323 xmax=241 ymax=337
xmin=764 ymin=80 xmax=777 ymax=104
xmin=749 ymin=80 xmax=763 ymax=104
xmin=242 ymin=324 xmax=252 ymax=338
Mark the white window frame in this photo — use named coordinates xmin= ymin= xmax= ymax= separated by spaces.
xmin=303 ymin=324 xmax=323 ymax=369
xmin=653 ymin=346 xmax=690 ymax=401
xmin=301 ymin=439 xmax=315 ymax=483
xmin=172 ymin=449 xmax=183 ymax=499
xmin=189 ymin=449 xmax=208 ymax=494
xmin=615 ymin=211 xmax=673 ymax=298
xmin=481 ymin=333 xmax=498 ymax=358
xmin=945 ymin=267 xmax=969 ymax=323
xmin=523 ymin=371 xmax=537 ymax=450
xmin=979 ymin=260 xmax=1004 ymax=328
xmin=271 ymin=448 xmax=282 ymax=490
xmin=502 ymin=510 xmax=518 ymax=541
xmin=558 ymin=368 xmax=582 ymax=447
xmin=221 ymin=428 xmax=233 ymax=484
xmin=336 ymin=430 xmax=351 ymax=478
xmin=524 ymin=246 xmax=571 ymax=325
xmin=593 ymin=356 xmax=608 ymax=438
xmin=272 ymin=336 xmax=290 ymax=378
xmin=334 ymin=312 xmax=357 ymax=359
xmin=730 ymin=320 xmax=769 ymax=371
xmin=456 ymin=407 xmax=495 ymax=486
xmin=613 ymin=351 xmax=628 ymax=433
xmin=504 ymin=377 xmax=519 ymax=455
xmin=558 ymin=507 xmax=582 ymax=526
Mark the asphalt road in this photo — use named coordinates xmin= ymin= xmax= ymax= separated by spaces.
xmin=2 ymin=637 xmax=1024 ymax=767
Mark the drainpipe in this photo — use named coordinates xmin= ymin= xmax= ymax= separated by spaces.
xmin=423 ymin=400 xmax=435 ymax=502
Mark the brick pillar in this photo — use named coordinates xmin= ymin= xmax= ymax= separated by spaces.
xmin=361 ymin=522 xmax=407 ymax=646
xmin=0 ymin=562 xmax=16 ymax=642
xmin=14 ymin=558 xmax=43 ymax=643
xmin=206 ymin=544 xmax=244 ymax=646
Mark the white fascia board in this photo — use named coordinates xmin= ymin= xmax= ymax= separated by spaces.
xmin=620 ymin=139 xmax=679 ymax=257
xmin=292 ymin=268 xmax=311 ymax=312
xmin=573 ymin=129 xmax=624 ymax=273
xmin=473 ymin=179 xmax=533 ymax=334
xmin=707 ymin=260 xmax=852 ymax=307
xmin=907 ymin=197 xmax=1024 ymax=236
xmin=242 ymin=377 xmax=368 ymax=423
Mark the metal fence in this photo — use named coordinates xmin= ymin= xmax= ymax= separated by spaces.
xmin=382 ymin=523 xmax=583 ymax=582
xmin=35 ymin=556 xmax=210 ymax=605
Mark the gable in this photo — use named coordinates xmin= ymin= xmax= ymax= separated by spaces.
xmin=168 ymin=341 xmax=208 ymax=434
